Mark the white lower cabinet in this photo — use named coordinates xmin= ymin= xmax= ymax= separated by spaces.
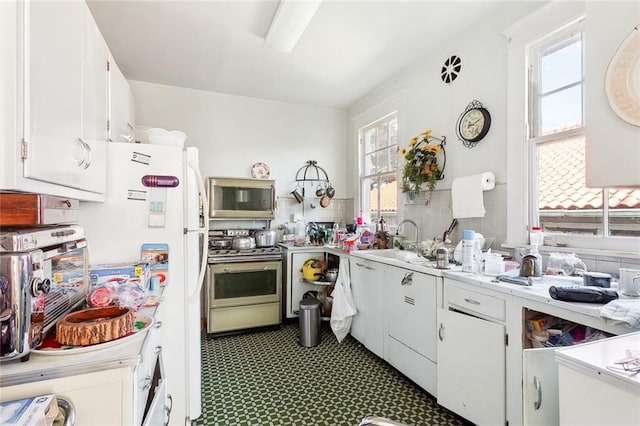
xmin=350 ymin=258 xmax=384 ymax=358
xmin=385 ymin=266 xmax=438 ymax=395
xmin=437 ymin=279 xmax=506 ymax=425
xmin=523 ymin=348 xmax=559 ymax=425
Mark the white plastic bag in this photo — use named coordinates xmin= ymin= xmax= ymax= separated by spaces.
xmin=330 ymin=257 xmax=357 ymax=342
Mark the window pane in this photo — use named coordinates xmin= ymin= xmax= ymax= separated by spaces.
xmin=541 ymin=34 xmax=582 ymax=93
xmin=538 ymin=136 xmax=603 ymax=235
xmin=364 ymin=128 xmax=377 ymax=153
xmin=367 ymin=173 xmax=397 ymax=218
xmin=608 ymin=188 xmax=640 ymax=237
xmin=540 ymin=85 xmax=582 ymax=135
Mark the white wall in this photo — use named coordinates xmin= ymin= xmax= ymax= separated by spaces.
xmin=129 ymin=80 xmax=348 ymax=202
xmin=346 ymin=2 xmax=544 ymax=247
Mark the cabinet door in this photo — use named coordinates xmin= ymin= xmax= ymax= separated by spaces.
xmin=523 ymin=347 xmax=559 ymax=426
xmin=386 ymin=266 xmax=437 ymax=361
xmin=437 ymin=308 xmax=506 ymax=425
xmin=23 ymin=0 xmax=83 ymax=188
xmin=22 ymin=1 xmax=106 ymax=194
xmin=350 ymin=258 xmax=383 ymax=357
xmin=109 ymin=57 xmax=134 ymax=143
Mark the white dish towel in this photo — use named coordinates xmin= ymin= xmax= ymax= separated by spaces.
xmin=330 ymin=256 xmax=357 ymax=342
xmin=599 ymin=299 xmax=640 ymax=328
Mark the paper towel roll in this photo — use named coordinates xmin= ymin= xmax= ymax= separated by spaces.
xmin=451 ymin=172 xmax=495 ymax=219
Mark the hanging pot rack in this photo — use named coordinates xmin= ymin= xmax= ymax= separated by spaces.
xmin=295 ymin=160 xmax=330 ymax=184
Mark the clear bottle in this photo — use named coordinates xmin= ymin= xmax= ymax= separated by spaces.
xmin=461 ymin=230 xmax=476 ymax=273
xmin=529 ymin=226 xmax=543 ymax=247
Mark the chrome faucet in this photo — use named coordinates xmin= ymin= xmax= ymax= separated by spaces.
xmin=396 ymin=219 xmax=419 ymax=251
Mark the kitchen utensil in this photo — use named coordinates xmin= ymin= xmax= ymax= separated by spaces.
xmin=582 ymin=271 xmax=612 ymax=288
xmin=211 ymin=239 xmax=231 ymax=249
xmin=302 ymin=258 xmax=326 ymax=281
xmin=619 ymin=268 xmax=640 ymax=297
xmin=436 ymin=246 xmax=450 ymax=269
xmin=442 ymin=218 xmax=458 ymax=241
xmin=324 ymin=268 xmax=338 ymax=283
xmin=315 ymin=185 xmax=326 ymax=197
xmin=346 ymin=223 xmax=357 ymax=233
xmin=326 ymin=184 xmax=335 ymax=198
xmin=291 ymin=189 xmax=304 ymax=203
xmin=520 ymin=250 xmax=542 ymax=278
xmin=319 ymin=195 xmax=330 ymax=208
xmin=254 ymin=229 xmax=276 ymax=247
xmin=232 ymin=236 xmax=256 ymax=250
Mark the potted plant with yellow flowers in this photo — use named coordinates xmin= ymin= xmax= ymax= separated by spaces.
xmin=400 ymin=129 xmax=446 ymax=200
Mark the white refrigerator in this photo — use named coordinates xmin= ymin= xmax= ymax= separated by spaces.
xmin=79 ymin=141 xmax=209 ymax=424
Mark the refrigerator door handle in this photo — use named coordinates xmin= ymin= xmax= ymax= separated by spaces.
xmin=188 ymin=159 xmax=209 ymax=303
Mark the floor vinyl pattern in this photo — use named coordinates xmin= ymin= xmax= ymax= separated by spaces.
xmin=198 ymin=323 xmax=468 ymax=426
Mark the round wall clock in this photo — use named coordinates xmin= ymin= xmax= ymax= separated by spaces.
xmin=456 ymin=100 xmax=491 ymax=148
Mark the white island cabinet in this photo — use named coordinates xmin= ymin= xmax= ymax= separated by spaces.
xmin=555 ymin=331 xmax=640 ymax=425
xmin=1 ymin=0 xmax=108 ymax=201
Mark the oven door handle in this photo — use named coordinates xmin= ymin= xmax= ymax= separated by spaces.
xmin=219 ymin=266 xmax=275 ymax=273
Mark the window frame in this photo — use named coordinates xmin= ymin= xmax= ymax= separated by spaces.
xmin=358 ymin=111 xmax=399 ymax=223
xmin=504 ymin=2 xmax=639 ymax=254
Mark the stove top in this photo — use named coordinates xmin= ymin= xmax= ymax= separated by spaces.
xmin=208 ymin=229 xmax=282 ymax=262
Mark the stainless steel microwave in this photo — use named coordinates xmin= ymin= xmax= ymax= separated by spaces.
xmin=207 ymin=177 xmax=275 ymax=219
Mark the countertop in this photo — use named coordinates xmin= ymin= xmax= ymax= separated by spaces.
xmin=555 ymin=331 xmax=640 ymax=395
xmin=0 ymin=301 xmax=160 ymax=388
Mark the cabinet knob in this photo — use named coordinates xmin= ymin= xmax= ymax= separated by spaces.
xmin=155 ymin=321 xmax=163 ymax=329
xmin=438 ymin=323 xmax=444 ymax=341
xmin=401 ymin=272 xmax=413 ymax=286
xmin=164 ymin=394 xmax=173 ymax=426
xmin=140 ymin=376 xmax=152 ymax=391
xmin=154 ymin=345 xmax=162 ymax=355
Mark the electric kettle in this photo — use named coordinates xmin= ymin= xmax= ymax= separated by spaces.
xmin=520 ymin=250 xmax=542 ymax=278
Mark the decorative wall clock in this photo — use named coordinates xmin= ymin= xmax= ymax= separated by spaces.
xmin=456 ymin=100 xmax=491 ymax=148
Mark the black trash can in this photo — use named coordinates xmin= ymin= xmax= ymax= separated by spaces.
xmin=299 ymin=298 xmax=322 ymax=347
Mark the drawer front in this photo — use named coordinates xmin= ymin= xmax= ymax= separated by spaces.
xmin=446 ymin=285 xmax=505 ymax=321
xmin=0 ymin=193 xmax=79 ymax=225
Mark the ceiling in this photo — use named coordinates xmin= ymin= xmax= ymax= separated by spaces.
xmin=87 ymin=0 xmax=505 ymax=109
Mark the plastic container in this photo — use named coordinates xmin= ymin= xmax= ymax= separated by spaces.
xmin=461 ymin=230 xmax=476 ymax=273
xmin=529 ymin=226 xmax=543 ymax=247
xmin=484 ymin=253 xmax=505 ymax=276
xmin=299 ymin=299 xmax=321 ymax=347
xmin=146 ymin=128 xmax=187 ymax=147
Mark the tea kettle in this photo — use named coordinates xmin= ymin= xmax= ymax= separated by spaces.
xmin=520 ymin=250 xmax=542 ymax=278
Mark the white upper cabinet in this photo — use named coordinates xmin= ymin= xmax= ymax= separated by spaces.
xmin=13 ymin=0 xmax=107 ymax=198
xmin=109 ymin=57 xmax=135 ymax=143
xmin=585 ymin=1 xmax=640 ymax=188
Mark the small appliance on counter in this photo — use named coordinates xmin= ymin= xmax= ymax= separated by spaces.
xmin=0 ymin=225 xmax=89 ymax=362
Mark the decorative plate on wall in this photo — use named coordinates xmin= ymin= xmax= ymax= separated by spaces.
xmin=605 ymin=25 xmax=640 ymax=127
xmin=441 ymin=55 xmax=462 ymax=84
xmin=251 ymin=162 xmax=271 ymax=179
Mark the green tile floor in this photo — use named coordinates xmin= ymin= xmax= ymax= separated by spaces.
xmin=197 ymin=323 xmax=469 ymax=426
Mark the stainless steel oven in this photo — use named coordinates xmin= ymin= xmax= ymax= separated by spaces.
xmin=206 ymin=231 xmax=282 ymax=334
xmin=207 ymin=177 xmax=275 ymax=219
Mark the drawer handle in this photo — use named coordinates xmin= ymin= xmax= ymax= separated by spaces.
xmin=401 ymin=272 xmax=413 ymax=286
xmin=464 ymin=298 xmax=481 ymax=305
xmin=154 ymin=345 xmax=162 ymax=355
xmin=164 ymin=394 xmax=173 ymax=425
xmin=355 ymin=262 xmax=374 ymax=270
xmin=62 ymin=199 xmax=72 ymax=207
xmin=533 ymin=376 xmax=542 ymax=410
xmin=438 ymin=323 xmax=444 ymax=341
xmin=141 ymin=376 xmax=152 ymax=391
xmin=155 ymin=321 xmax=163 ymax=329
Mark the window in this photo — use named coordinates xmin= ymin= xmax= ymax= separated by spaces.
xmin=359 ymin=112 xmax=399 ymax=224
xmin=527 ymin=19 xmax=640 ymax=240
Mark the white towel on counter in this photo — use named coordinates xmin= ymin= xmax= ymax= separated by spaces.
xmin=599 ymin=299 xmax=640 ymax=328
xmin=330 ymin=256 xmax=357 ymax=343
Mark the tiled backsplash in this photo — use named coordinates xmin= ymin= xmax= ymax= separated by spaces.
xmin=403 ymin=183 xmax=508 ymax=250
xmin=275 ymin=197 xmax=354 ymax=228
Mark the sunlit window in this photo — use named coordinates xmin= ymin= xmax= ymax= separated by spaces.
xmin=528 ymin=20 xmax=640 ymax=238
xmin=359 ymin=113 xmax=398 ymax=224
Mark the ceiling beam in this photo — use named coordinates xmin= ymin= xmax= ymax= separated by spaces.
xmin=264 ymin=0 xmax=323 ymax=53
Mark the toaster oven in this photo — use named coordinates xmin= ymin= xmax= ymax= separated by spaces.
xmin=0 ymin=226 xmax=88 ymax=362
